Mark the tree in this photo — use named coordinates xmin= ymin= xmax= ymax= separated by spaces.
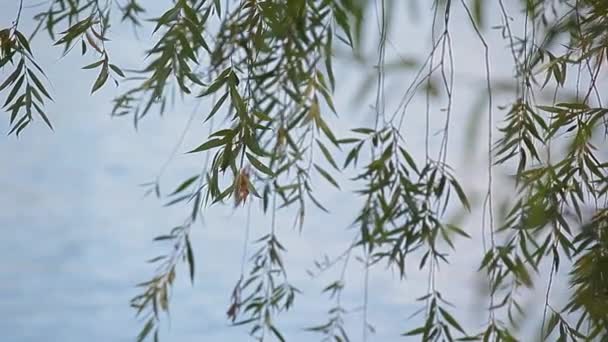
xmin=1 ymin=0 xmax=607 ymax=341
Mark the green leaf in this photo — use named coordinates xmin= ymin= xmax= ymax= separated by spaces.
xmin=253 ymin=111 xmax=272 ymax=121
xmin=198 ymin=74 xmax=227 ymax=97
xmin=324 ymin=28 xmax=335 ymax=91
xmin=163 ymin=194 xmax=190 ymax=207
xmin=556 ymin=102 xmax=588 ymax=110
xmin=403 ymin=327 xmax=426 ymax=336
xmin=230 ymin=85 xmax=247 ymax=117
xmin=109 ymin=64 xmax=125 ymax=77
xmin=270 ymin=325 xmax=286 ymax=342
xmin=316 ymin=116 xmax=338 ymax=146
xmin=450 ymin=178 xmax=470 ymax=211
xmin=4 ymin=74 xmax=25 ymax=107
xmin=210 ymin=129 xmax=235 ymax=139
xmin=536 ymin=105 xmax=563 ymax=114
xmin=153 ymin=235 xmax=175 ymax=241
xmin=446 ymin=224 xmax=471 ymax=238
xmin=344 ymin=150 xmax=357 ymax=169
xmin=170 ymin=175 xmax=199 ymax=195
xmin=213 ymin=0 xmax=222 ymax=17
xmin=439 ymin=307 xmax=466 ymax=334
xmin=185 ymin=234 xmax=195 ymax=284
xmin=0 ymin=58 xmax=24 ymax=92
xmin=15 ymin=30 xmax=33 ymax=56
xmin=478 ymin=250 xmax=494 ymax=271
xmin=35 ymin=106 xmax=53 ymax=130
xmin=27 ymin=69 xmax=52 ymax=100
xmin=543 ymin=313 xmax=559 ymax=340
xmin=399 ymin=147 xmax=419 ymax=174
xmin=316 ymin=139 xmax=339 ymax=170
xmin=91 ymin=64 xmax=108 ymax=93
xmin=9 ymin=115 xmax=30 ymax=136
xmin=351 ymin=127 xmax=375 ymax=134
xmin=473 ymin=0 xmax=484 ymax=28
xmin=332 ymin=4 xmax=353 ymax=46
xmin=246 ymin=152 xmax=274 ymax=176
xmin=82 ymin=59 xmax=104 ymax=70
xmin=314 ymin=164 xmax=340 ymax=189
xmin=180 ymin=2 xmax=199 ymax=25
xmin=204 ymin=92 xmax=228 ymax=122
xmin=187 ymin=138 xmax=226 ymax=153
xmin=308 ymin=191 xmax=329 ymax=213
xmin=153 ymin=6 xmax=180 ymax=33
xmin=176 ymin=32 xmax=197 ymax=63
xmin=137 ymin=318 xmax=154 ymax=342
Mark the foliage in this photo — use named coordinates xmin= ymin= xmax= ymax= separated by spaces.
xmin=2 ymin=0 xmax=608 ymax=341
